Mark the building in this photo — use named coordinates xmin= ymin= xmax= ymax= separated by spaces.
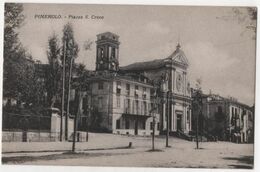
xmin=77 ymin=32 xmax=160 ymax=136
xmin=75 ymin=31 xmax=193 ymax=136
xmin=121 ymin=44 xmax=192 ymax=134
xmin=193 ymin=93 xmax=254 ymax=143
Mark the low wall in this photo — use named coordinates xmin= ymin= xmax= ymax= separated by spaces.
xmin=2 ymin=131 xmax=88 ymax=142
xmin=113 ymin=129 xmax=160 ymax=136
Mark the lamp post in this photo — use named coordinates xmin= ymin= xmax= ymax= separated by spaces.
xmin=65 ymin=55 xmax=74 ymax=141
xmin=151 ymin=110 xmax=156 ymax=151
xmin=164 ymin=70 xmax=170 ymax=148
xmin=194 ymin=90 xmax=202 ymax=149
xmin=150 ymin=86 xmax=159 ymax=151
xmin=72 ymin=89 xmax=82 ymax=152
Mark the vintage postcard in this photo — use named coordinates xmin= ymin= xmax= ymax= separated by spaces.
xmin=1 ymin=2 xmax=257 ymax=170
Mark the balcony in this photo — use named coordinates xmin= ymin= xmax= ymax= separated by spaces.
xmin=123 ymin=106 xmax=149 ymax=116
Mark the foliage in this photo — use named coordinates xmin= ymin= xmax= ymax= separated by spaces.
xmin=3 ymin=3 xmax=45 ymax=106
xmin=61 ymin=23 xmax=79 ymax=112
xmin=217 ymin=7 xmax=257 ymax=39
xmin=46 ymin=34 xmax=61 ymax=107
xmin=4 ymin=3 xmax=24 ymax=58
xmin=62 ymin=23 xmax=79 ymax=66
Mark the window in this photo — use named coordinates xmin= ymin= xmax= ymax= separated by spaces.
xmin=135 ymin=100 xmax=139 ymax=114
xmin=116 ymin=96 xmax=120 ymax=108
xmin=142 ymin=121 xmax=146 ymax=129
xmin=98 ymin=97 xmax=103 ymax=109
xmin=143 ymin=102 xmax=147 ymax=114
xmin=157 ymin=122 xmax=160 ymax=130
xmin=150 ymin=122 xmax=153 ymax=130
xmin=82 ymin=96 xmax=88 ymax=113
xmin=125 ymin=119 xmax=130 ymax=129
xmin=150 ymin=88 xmax=155 ymax=99
xmin=135 ymin=85 xmax=139 ymax=97
xmin=126 ymin=84 xmax=130 ymax=95
xmin=187 ymin=110 xmax=190 ymax=122
xmin=217 ymin=106 xmax=223 ymax=113
xmin=111 ymin=47 xmax=116 ymax=58
xmin=143 ymin=87 xmax=147 ymax=99
xmin=99 ymin=47 xmax=104 ymax=58
xmin=116 ymin=119 xmax=120 ymax=129
xmin=116 ymin=81 xmax=121 ymax=94
xmin=98 ymin=82 xmax=104 ymax=90
xmin=125 ymin=99 xmax=131 ymax=113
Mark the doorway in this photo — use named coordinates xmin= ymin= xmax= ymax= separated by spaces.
xmin=177 ymin=114 xmax=182 ymax=131
xmin=134 ymin=120 xmax=138 ymax=135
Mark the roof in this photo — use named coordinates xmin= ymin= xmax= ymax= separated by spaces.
xmin=97 ymin=31 xmax=119 ymax=38
xmin=202 ymin=93 xmax=252 ymax=109
xmin=120 ymin=58 xmax=166 ymax=71
xmin=120 ymin=44 xmax=189 ymax=71
xmin=72 ymin=70 xmax=154 ymax=89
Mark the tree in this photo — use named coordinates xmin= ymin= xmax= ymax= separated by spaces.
xmin=217 ymin=7 xmax=257 ymax=39
xmin=46 ymin=33 xmax=61 ymax=107
xmin=61 ymin=23 xmax=79 ymax=140
xmin=4 ymin=3 xmax=46 ymax=108
xmin=4 ymin=3 xmax=24 ymax=59
xmin=3 ymin=3 xmax=25 ymax=98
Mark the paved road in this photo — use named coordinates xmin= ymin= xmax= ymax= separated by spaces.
xmin=2 ymin=133 xmax=254 ymax=169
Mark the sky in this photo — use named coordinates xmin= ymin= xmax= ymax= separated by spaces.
xmin=17 ymin=3 xmax=256 ymax=105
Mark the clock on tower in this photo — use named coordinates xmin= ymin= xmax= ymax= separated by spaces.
xmin=96 ymin=32 xmax=120 ymax=71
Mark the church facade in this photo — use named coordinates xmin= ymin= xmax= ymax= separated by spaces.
xmin=81 ymin=31 xmax=192 ymax=136
xmin=121 ymin=44 xmax=192 ymax=134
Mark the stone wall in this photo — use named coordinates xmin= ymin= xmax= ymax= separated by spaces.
xmin=2 ymin=131 xmax=88 ymax=142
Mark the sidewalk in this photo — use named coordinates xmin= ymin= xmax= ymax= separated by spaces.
xmin=2 ymin=133 xmax=133 ymax=153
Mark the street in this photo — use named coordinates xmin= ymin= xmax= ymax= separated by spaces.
xmin=2 ymin=133 xmax=254 ymax=168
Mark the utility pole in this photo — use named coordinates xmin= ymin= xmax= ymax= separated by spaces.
xmin=196 ymin=108 xmax=199 ymax=149
xmin=60 ymin=40 xmax=66 ymax=142
xmin=152 ymin=114 xmax=155 ymax=150
xmin=72 ymin=89 xmax=82 ymax=152
xmin=151 ymin=112 xmax=155 ymax=151
xmin=65 ymin=56 xmax=73 ymax=140
xmin=195 ymin=91 xmax=200 ymax=149
xmin=166 ymin=91 xmax=170 ymax=147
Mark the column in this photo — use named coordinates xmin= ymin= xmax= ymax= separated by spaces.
xmin=183 ymin=105 xmax=186 ymax=132
xmin=172 ymin=68 xmax=176 ymax=92
xmin=170 ymin=69 xmax=173 ymax=92
xmin=183 ymin=71 xmax=186 ymax=95
xmin=171 ymin=103 xmax=175 ymax=131
xmin=162 ymin=102 xmax=166 ymax=130
xmin=189 ymin=108 xmax=192 ymax=131
xmin=116 ymin=47 xmax=119 ymax=59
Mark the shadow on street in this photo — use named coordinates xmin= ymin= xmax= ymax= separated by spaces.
xmin=223 ymin=156 xmax=254 ymax=169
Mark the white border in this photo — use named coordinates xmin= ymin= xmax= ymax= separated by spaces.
xmin=0 ymin=1 xmax=259 ymax=172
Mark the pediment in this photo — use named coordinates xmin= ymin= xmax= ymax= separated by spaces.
xmin=167 ymin=49 xmax=189 ymax=67
xmin=174 ymin=54 xmax=188 ymax=65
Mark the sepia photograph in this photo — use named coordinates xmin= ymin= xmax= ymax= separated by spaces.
xmin=1 ymin=1 xmax=257 ymax=170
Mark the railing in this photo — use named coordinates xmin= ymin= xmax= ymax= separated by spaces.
xmin=124 ymin=105 xmax=149 ymax=116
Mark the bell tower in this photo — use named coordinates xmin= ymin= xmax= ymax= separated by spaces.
xmin=96 ymin=32 xmax=120 ymax=71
